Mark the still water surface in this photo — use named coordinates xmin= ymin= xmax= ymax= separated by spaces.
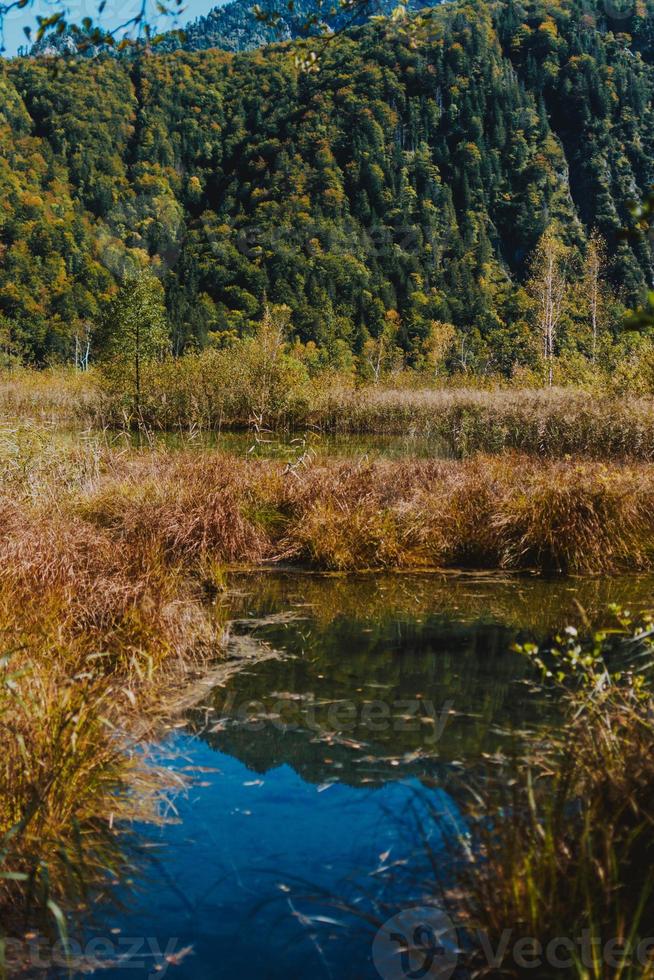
xmin=91 ymin=572 xmax=654 ymax=980
xmin=119 ymin=429 xmax=454 ymax=459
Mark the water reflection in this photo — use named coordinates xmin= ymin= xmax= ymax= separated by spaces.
xmin=224 ymin=570 xmax=654 ymax=633
xmin=89 ymin=571 xmax=654 ymax=980
xmin=124 ymin=430 xmax=454 ymax=460
xmin=190 ymin=613 xmax=539 ymax=787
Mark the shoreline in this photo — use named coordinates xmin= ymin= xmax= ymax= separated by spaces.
xmin=3 ymin=377 xmax=654 ymax=461
xmin=2 ymin=429 xmax=654 ymax=938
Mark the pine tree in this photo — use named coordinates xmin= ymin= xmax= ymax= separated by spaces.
xmin=99 ymin=271 xmax=170 ymax=417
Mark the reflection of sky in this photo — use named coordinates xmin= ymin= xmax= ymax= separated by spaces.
xmin=1 ymin=0 xmax=222 ymax=55
xmin=97 ymin=733 xmax=463 ymax=980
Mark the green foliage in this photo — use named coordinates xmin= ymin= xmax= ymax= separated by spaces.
xmin=515 ymin=607 xmax=654 ymax=690
xmin=98 ymin=271 xmax=170 ymax=418
xmin=2 ymin=0 xmax=654 ymax=374
xmin=0 ymin=63 xmax=114 ymax=364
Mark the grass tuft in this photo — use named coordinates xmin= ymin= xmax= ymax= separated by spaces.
xmin=450 ymin=617 xmax=654 ymax=978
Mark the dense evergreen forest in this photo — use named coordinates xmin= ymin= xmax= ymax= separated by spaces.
xmin=2 ymin=0 xmax=654 ymax=372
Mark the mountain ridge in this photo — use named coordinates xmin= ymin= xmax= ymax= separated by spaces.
xmin=30 ymin=0 xmax=441 ymax=57
xmin=3 ymin=0 xmax=654 ymax=368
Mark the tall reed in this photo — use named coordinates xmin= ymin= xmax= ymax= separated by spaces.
xmin=0 ymin=432 xmax=221 ymax=938
xmin=74 ymin=450 xmax=654 ymax=574
xmin=449 ymin=614 xmax=654 ymax=978
xmin=3 ymin=364 xmax=654 ymax=462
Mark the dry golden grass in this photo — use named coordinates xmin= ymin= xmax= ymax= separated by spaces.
xmin=322 ymin=385 xmax=654 ymax=458
xmin=0 ymin=438 xmax=222 ymax=934
xmin=279 ymin=456 xmax=654 ymax=573
xmin=63 ymin=448 xmax=654 ymax=575
xmin=0 ymin=367 xmax=97 ymax=426
xmin=3 ymin=430 xmax=654 ymax=936
xmin=495 ymin=462 xmax=654 ymax=573
xmin=0 ymin=594 xmax=186 ymax=938
xmin=3 ymin=364 xmax=654 ymax=462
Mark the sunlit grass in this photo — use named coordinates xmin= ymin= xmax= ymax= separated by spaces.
xmin=0 ymin=599 xmax=185 ymax=944
xmin=324 ymin=386 xmax=654 ymax=460
xmin=65 ymin=448 xmax=654 ymax=575
xmin=3 ymin=422 xmax=654 ymax=944
xmin=0 ymin=432 xmax=222 ymax=937
xmin=449 ymin=617 xmax=654 ymax=978
xmin=3 ymin=366 xmax=654 ymax=462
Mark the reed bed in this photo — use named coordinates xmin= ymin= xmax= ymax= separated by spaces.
xmin=3 ymin=428 xmax=654 ymax=943
xmin=3 ymin=366 xmax=654 ymax=461
xmin=73 ymin=450 xmax=654 ymax=575
xmin=94 ymin=383 xmax=654 ymax=461
xmin=320 ymin=386 xmax=654 ymax=459
xmin=0 ymin=368 xmax=97 ymax=427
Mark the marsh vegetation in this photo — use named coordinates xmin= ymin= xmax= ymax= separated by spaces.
xmin=1 ymin=371 xmax=654 ymax=971
xmin=3 ymin=0 xmax=654 ymax=967
xmin=0 ymin=411 xmax=652 ymax=969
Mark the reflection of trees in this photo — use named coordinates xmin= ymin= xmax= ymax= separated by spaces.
xmin=200 ymin=571 xmax=654 ymax=786
xmin=224 ymin=570 xmax=654 ymax=635
xmin=189 ymin=611 xmax=546 ymax=787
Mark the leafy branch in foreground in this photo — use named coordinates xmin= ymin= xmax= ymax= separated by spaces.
xmin=0 ymin=0 xmax=186 ymax=53
xmin=5 ymin=0 xmax=390 ymax=55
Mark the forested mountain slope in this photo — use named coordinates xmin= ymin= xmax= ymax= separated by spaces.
xmin=163 ymin=0 xmax=441 ymax=53
xmin=2 ymin=0 xmax=654 ymax=368
xmin=30 ymin=0 xmax=443 ymax=57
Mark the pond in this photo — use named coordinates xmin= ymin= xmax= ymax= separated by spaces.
xmin=81 ymin=571 xmax=654 ymax=980
xmin=112 ymin=429 xmax=457 ymax=460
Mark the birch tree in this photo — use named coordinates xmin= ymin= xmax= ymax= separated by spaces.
xmin=363 ymin=311 xmax=402 ymax=383
xmin=528 ymin=230 xmax=569 ymax=386
xmin=583 ymin=231 xmax=608 ymax=363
